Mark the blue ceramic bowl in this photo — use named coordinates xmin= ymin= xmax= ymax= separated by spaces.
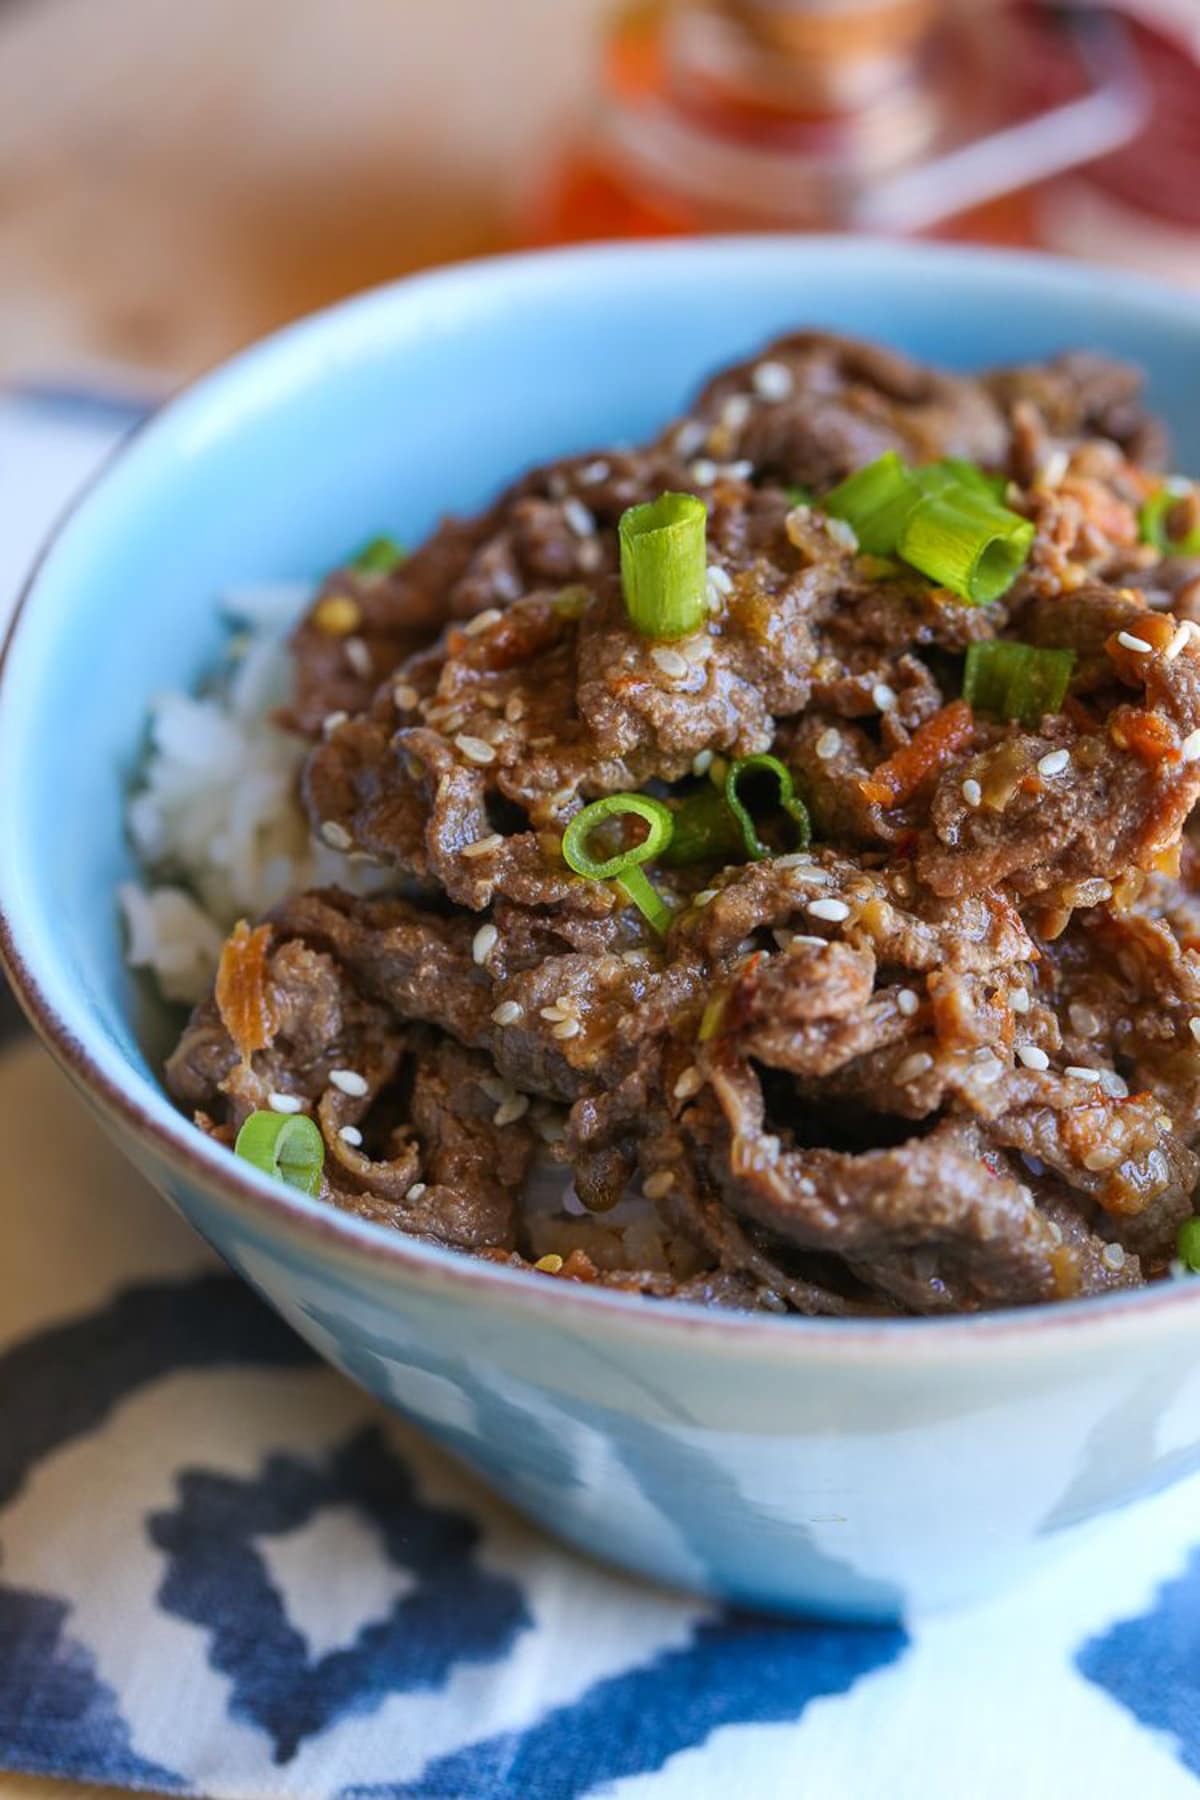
xmin=5 ymin=239 xmax=1200 ymax=1622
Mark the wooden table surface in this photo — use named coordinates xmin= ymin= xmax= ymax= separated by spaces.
xmin=0 ymin=6 xmax=607 ymax=1794
xmin=0 ymin=0 xmax=610 ymax=384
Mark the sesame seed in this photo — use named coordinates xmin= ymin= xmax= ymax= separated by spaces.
xmin=462 ymin=607 xmax=503 ymax=637
xmin=962 ymin=778 xmax=982 ymax=808
xmin=494 ymin=1093 xmax=530 ymax=1127
xmin=461 ymin=832 xmax=505 ymax=859
xmin=1010 ymin=986 xmax=1030 ymax=1014
xmin=1065 ymin=1065 xmax=1101 ymax=1083
xmin=268 ymin=1091 xmax=303 ymax=1114
xmin=774 ymin=852 xmax=812 ymax=870
xmin=540 ymin=1003 xmax=568 ymax=1022
xmin=322 ymin=710 xmax=349 ymax=736
xmin=1183 ymin=729 xmax=1200 ymax=763
xmin=330 ymin=1068 xmax=369 ymax=1097
xmin=871 ymin=682 xmax=896 ymax=711
xmin=472 ymin=923 xmax=498 ymax=965
xmin=674 ymin=420 xmax=706 ymax=457
xmin=1016 ymin=1044 xmax=1049 ymax=1071
xmin=789 ymin=933 xmax=828 ymax=947
xmin=406 ymin=1182 xmax=428 ymax=1201
xmin=1084 ymin=1147 xmax=1117 ymax=1172
xmin=314 ymin=593 xmax=362 ymax=636
xmin=320 ymin=819 xmax=353 ymax=852
xmin=580 ymin=458 xmax=610 ymax=484
xmin=1189 ymin=1017 xmax=1200 ymax=1044
xmin=651 ymin=646 xmax=690 ymax=680
xmin=897 ymin=988 xmax=919 ymax=1017
xmin=752 ymin=359 xmax=794 ymax=401
xmin=1100 ymin=1070 xmax=1128 ymax=1099
xmin=1039 ymin=448 xmax=1070 ymax=488
xmin=1069 ymin=1003 xmax=1102 ymax=1037
xmin=1037 ymin=749 xmax=1070 ymax=777
xmin=815 ymin=728 xmax=842 ymax=761
xmin=720 ymin=393 xmax=753 ymax=430
xmin=338 ymin=1125 xmax=363 ymax=1147
xmin=725 ymin=460 xmax=755 ymax=481
xmin=344 ymin=636 xmax=373 ymax=678
xmin=1047 ymin=1220 xmax=1064 ymax=1245
xmin=644 ymin=1170 xmax=675 ymax=1199
xmin=492 ymin=1000 xmax=523 ymax=1025
xmin=534 ymin=1253 xmax=564 ymax=1274
xmin=690 ymin=458 xmax=718 ymax=485
xmin=1102 ymin=1242 xmax=1127 ymax=1271
xmin=1117 ymin=630 xmax=1153 ymax=654
xmin=692 ymin=888 xmax=718 ymax=909
xmin=895 ymin=1051 xmax=933 ymax=1083
xmin=692 ymin=749 xmax=714 ymax=777
xmin=552 ymin=1016 xmax=582 ymax=1040
xmin=1166 ymin=622 xmax=1193 ymax=660
xmin=393 ymin=682 xmax=419 ymax=711
xmin=455 ymin=733 xmax=497 ymax=765
xmin=825 ymin=517 xmax=858 ymax=553
xmin=973 ymin=1052 xmax=1004 ymax=1085
xmin=707 ymin=564 xmax=733 ymax=596
xmin=807 ymin=897 xmax=851 ymax=923
xmin=563 ymin=497 xmax=596 ymax=538
xmin=546 ymin=786 xmax=575 ymax=813
xmin=622 ymin=948 xmax=651 ymax=965
xmin=674 ymin=1066 xmax=703 ymax=1100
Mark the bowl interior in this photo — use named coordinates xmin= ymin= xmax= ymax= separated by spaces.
xmin=4 ymin=237 xmax=1200 ymax=1222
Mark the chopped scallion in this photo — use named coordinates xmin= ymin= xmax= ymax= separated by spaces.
xmin=351 ymin=534 xmax=406 ymax=575
xmin=1139 ymin=486 xmax=1200 ymax=557
xmin=963 ymin=641 xmax=1075 ymax=726
xmin=899 ymin=494 xmax=1034 ymax=605
xmin=725 ymin=755 xmax=811 ymax=861
xmin=619 ymin=493 xmax=708 ymax=640
xmin=1177 ymin=1217 xmax=1200 ymax=1273
xmin=822 ymin=452 xmax=922 ymax=556
xmin=821 ymin=453 xmax=1033 ymax=602
xmin=660 ymin=783 xmax=743 ymax=868
xmin=235 ymin=1110 xmax=325 ymax=1196
xmin=562 ymin=794 xmax=675 ymax=933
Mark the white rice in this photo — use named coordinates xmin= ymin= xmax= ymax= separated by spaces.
xmin=119 ymin=582 xmax=377 ymax=1005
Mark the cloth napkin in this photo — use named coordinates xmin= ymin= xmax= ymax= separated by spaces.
xmin=4 ymin=388 xmax=1200 ymax=1800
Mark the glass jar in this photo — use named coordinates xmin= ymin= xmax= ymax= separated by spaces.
xmin=519 ymin=0 xmax=1147 ymax=249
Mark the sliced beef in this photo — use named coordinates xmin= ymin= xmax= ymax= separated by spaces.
xmin=169 ymin=329 xmax=1200 ymax=1314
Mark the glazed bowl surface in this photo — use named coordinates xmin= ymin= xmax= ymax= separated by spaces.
xmin=4 ymin=237 xmax=1200 ymax=1620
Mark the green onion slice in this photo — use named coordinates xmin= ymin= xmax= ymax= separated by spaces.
xmin=963 ymin=641 xmax=1075 ymax=726
xmin=725 ymin=755 xmax=812 ymax=861
xmin=235 ymin=1110 xmax=325 ymax=1196
xmin=822 ymin=452 xmax=920 ymax=555
xmin=899 ymin=494 xmax=1034 ymax=605
xmin=562 ymin=794 xmax=675 ymax=933
xmin=1177 ymin=1217 xmax=1200 ymax=1273
xmin=1139 ymin=486 xmax=1200 ymax=557
xmin=351 ymin=534 xmax=406 ymax=575
xmin=619 ymin=492 xmax=708 ymax=640
xmin=659 ymin=783 xmax=744 ymax=869
xmin=821 ymin=454 xmax=1032 ymax=602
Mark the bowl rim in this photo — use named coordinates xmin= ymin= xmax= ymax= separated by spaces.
xmin=5 ymin=231 xmax=1200 ymax=1358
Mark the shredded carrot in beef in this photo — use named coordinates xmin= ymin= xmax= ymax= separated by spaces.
xmin=859 ymin=700 xmax=975 ymax=808
xmin=215 ymin=920 xmax=277 ymax=1061
xmin=1109 ymin=707 xmax=1181 ymax=763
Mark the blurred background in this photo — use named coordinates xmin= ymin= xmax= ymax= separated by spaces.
xmin=0 ymin=0 xmax=1198 ymax=386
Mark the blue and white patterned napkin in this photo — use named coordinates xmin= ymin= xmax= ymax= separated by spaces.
xmin=4 ymin=388 xmax=1200 ymax=1800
